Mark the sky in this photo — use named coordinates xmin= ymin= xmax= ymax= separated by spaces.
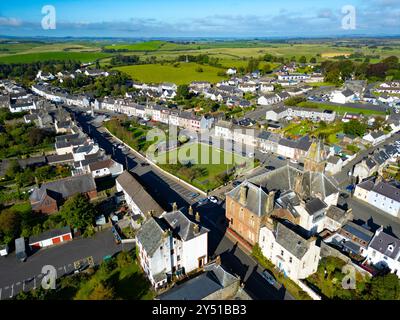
xmin=0 ymin=0 xmax=399 ymax=38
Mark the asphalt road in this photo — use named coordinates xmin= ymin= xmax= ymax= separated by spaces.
xmin=68 ymin=106 xmax=295 ymax=300
xmin=0 ymin=229 xmax=133 ymax=300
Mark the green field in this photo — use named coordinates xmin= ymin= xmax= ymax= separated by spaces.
xmin=104 ymin=40 xmax=166 ymax=51
xmin=297 ymin=101 xmax=387 ymax=116
xmin=114 ymin=62 xmax=227 ymax=84
xmin=151 ymin=142 xmax=254 ymax=191
xmin=0 ymin=51 xmax=110 ymax=64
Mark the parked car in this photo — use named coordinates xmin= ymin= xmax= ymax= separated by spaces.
xmin=261 ymin=270 xmax=276 ymax=286
xmin=232 ymin=180 xmax=241 ymax=187
xmin=15 ymin=237 xmax=27 ymax=262
xmin=197 ymin=198 xmax=208 ymax=205
xmin=208 ymin=196 xmax=218 ymax=204
xmin=189 ymin=192 xmax=200 ymax=199
xmin=277 ymin=156 xmax=286 ymax=161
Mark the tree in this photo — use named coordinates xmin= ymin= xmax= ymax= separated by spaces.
xmin=310 ymin=57 xmax=317 ymax=64
xmin=299 ymin=56 xmax=307 ymax=64
xmin=369 ymin=273 xmax=400 ymax=300
xmin=176 ymin=84 xmax=191 ymax=100
xmin=60 ymin=194 xmax=96 ymax=229
xmin=88 ymin=281 xmax=115 ymax=300
xmin=6 ymin=160 xmax=21 ymax=178
xmin=324 ymin=69 xmax=342 ymax=86
xmin=0 ymin=209 xmax=21 ymax=243
xmin=343 ymin=120 xmax=367 ymax=137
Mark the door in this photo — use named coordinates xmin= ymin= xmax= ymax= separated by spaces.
xmin=62 ymin=234 xmax=72 ymax=241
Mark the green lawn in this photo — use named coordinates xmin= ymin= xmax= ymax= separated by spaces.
xmin=298 ymin=101 xmax=386 ymax=116
xmin=151 ymin=142 xmax=255 ymax=191
xmin=114 ymin=62 xmax=227 ymax=84
xmin=0 ymin=51 xmax=110 ymax=64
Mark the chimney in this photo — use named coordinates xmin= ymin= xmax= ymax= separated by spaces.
xmin=172 ymin=202 xmax=178 ymax=211
xmin=195 ymin=212 xmax=201 ymax=223
xmin=193 ymin=223 xmax=200 ymax=234
xmin=215 ymin=255 xmax=221 ymax=266
xmin=265 ymin=191 xmax=275 ymax=214
xmin=188 ymin=205 xmax=193 ymax=216
xmin=239 ymin=185 xmax=248 ymax=205
xmin=294 ymin=173 xmax=303 ymax=196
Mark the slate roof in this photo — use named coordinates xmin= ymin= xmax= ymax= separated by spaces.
xmin=369 ymin=230 xmax=400 ymax=260
xmin=157 ymin=262 xmax=239 ymax=300
xmin=116 ymin=171 xmax=164 ymax=216
xmin=342 ymin=89 xmax=355 ymax=97
xmin=161 ymin=210 xmax=209 ymax=242
xmin=136 ymin=218 xmax=165 ymax=256
xmin=304 ymin=198 xmax=327 ymax=216
xmin=373 ymin=181 xmax=400 ymax=202
xmin=325 ymin=206 xmax=347 ymax=224
xmin=275 ymin=222 xmax=310 ymax=260
xmin=248 ymin=164 xmax=338 ymax=201
xmin=136 ymin=210 xmax=209 ymax=257
xmin=226 ymin=181 xmax=269 ymax=217
xmin=30 ymin=174 xmax=96 ymax=205
xmin=29 ymin=226 xmax=71 ymax=244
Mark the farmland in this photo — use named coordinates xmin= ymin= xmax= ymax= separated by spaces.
xmin=0 ymin=51 xmax=110 ymax=64
xmin=151 ymin=142 xmax=255 ymax=192
xmin=114 ymin=62 xmax=227 ymax=84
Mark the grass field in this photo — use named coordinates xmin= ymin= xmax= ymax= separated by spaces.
xmin=104 ymin=40 xmax=166 ymax=51
xmin=0 ymin=51 xmax=110 ymax=64
xmin=152 ymin=142 xmax=254 ymax=191
xmin=114 ymin=62 xmax=227 ymax=84
xmin=297 ymin=101 xmax=387 ymax=116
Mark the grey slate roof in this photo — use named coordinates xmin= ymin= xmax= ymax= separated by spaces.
xmin=275 ymin=222 xmax=310 ymax=260
xmin=30 ymin=174 xmax=96 ymax=204
xmin=157 ymin=262 xmax=239 ymax=300
xmin=304 ymin=198 xmax=327 ymax=216
xmin=248 ymin=164 xmax=339 ymax=201
xmin=162 ymin=210 xmax=209 ymax=241
xmin=342 ymin=222 xmax=374 ymax=243
xmin=226 ymin=181 xmax=269 ymax=217
xmin=369 ymin=230 xmax=400 ymax=260
xmin=116 ymin=171 xmax=164 ymax=216
xmin=136 ymin=218 xmax=165 ymax=256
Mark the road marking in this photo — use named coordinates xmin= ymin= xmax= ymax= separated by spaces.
xmin=16 ymin=282 xmax=21 ymax=286
xmin=0 ymin=288 xmax=2 ymax=300
xmin=9 ymin=284 xmax=13 ymax=298
xmin=22 ymin=281 xmax=25 ymax=292
xmin=4 ymin=286 xmax=9 ymax=290
xmin=33 ymin=277 xmax=36 ymax=290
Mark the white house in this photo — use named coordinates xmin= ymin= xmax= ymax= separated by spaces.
xmin=136 ymin=210 xmax=209 ymax=289
xmin=214 ymin=120 xmax=234 ymax=140
xmin=86 ymin=159 xmax=124 ymax=178
xmin=362 ymin=131 xmax=389 ymax=146
xmin=116 ymin=171 xmax=164 ymax=219
xmin=258 ymin=94 xmax=281 ymax=106
xmin=259 ymin=221 xmax=320 ymax=281
xmin=293 ymin=198 xmax=328 ymax=236
xmin=330 ymin=89 xmax=357 ymax=104
xmin=226 ymin=68 xmax=237 ymax=75
xmin=354 ymin=179 xmax=400 ymax=218
xmin=366 ymin=226 xmax=400 ymax=277
xmin=72 ymin=144 xmax=100 ymax=162
xmin=36 ymin=70 xmax=55 ymax=81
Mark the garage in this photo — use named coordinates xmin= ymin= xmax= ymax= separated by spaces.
xmin=28 ymin=226 xmax=73 ymax=250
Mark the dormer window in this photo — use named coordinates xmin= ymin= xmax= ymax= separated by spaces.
xmin=388 ymin=244 xmax=394 ymax=252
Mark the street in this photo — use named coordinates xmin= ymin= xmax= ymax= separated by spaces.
xmin=0 ymin=229 xmax=134 ymax=300
xmin=69 ymin=107 xmax=295 ymax=300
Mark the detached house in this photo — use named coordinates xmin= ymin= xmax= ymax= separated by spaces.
xmin=259 ymin=221 xmax=320 ymax=281
xmin=136 ymin=210 xmax=209 ymax=289
xmin=30 ymin=174 xmax=97 ymax=215
xmin=330 ymin=89 xmax=357 ymax=104
xmin=366 ymin=227 xmax=400 ymax=277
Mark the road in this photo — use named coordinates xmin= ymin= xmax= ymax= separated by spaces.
xmin=68 ymin=106 xmax=295 ymax=300
xmin=0 ymin=229 xmax=134 ymax=300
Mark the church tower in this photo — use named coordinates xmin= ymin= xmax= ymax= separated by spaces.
xmin=304 ymin=139 xmax=326 ymax=173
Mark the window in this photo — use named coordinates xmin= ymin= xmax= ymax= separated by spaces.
xmin=289 ymin=257 xmax=293 ymax=263
xmin=177 ymin=255 xmax=181 ymax=261
xmin=171 ymin=249 xmax=174 ymax=255
xmin=160 ymin=246 xmax=163 ymax=250
xmin=281 ymin=250 xmax=284 ymax=257
xmin=230 ymin=218 xmax=234 ymax=225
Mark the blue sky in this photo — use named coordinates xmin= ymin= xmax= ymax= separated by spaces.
xmin=0 ymin=0 xmax=399 ymax=37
